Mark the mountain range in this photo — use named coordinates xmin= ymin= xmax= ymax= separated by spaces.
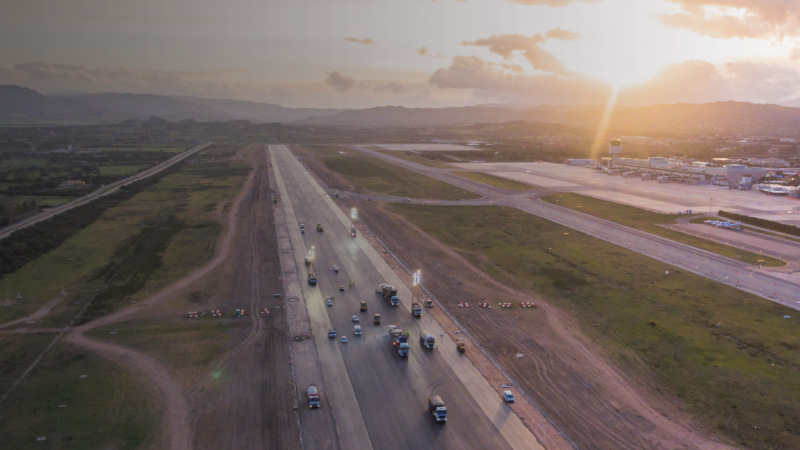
xmin=3 ymin=85 xmax=800 ymax=137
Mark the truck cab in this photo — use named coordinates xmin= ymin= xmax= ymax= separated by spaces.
xmin=412 ymin=303 xmax=422 ymax=317
xmin=428 ymin=395 xmax=447 ymax=422
xmin=419 ymin=331 xmax=435 ymax=349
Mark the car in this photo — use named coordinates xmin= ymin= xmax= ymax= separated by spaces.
xmin=326 ymin=297 xmax=333 ymax=307
xmin=341 ymin=336 xmax=348 ymax=344
xmin=301 ymin=229 xmax=304 ymax=234
xmin=328 ymin=329 xmax=336 ymax=339
xmin=299 ymin=223 xmax=305 ymax=229
xmin=339 ymin=285 xmax=345 ymax=291
xmin=354 ymin=325 xmax=362 ymax=336
xmin=503 ymin=390 xmax=515 ymax=403
xmin=403 ymin=197 xmax=410 ymax=203
xmin=351 ymin=315 xmax=359 ymax=323
xmin=333 ymin=266 xmax=339 ymax=273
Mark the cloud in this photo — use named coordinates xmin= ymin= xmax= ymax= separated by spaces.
xmin=429 ymin=55 xmax=608 ymax=104
xmin=429 ymin=55 xmax=800 ymax=106
xmin=373 ymin=82 xmax=409 ymax=95
xmin=509 ymin=0 xmax=601 ymax=6
xmin=462 ymin=29 xmax=580 ymax=75
xmin=344 ymin=36 xmax=377 ymax=45
xmin=659 ymin=1 xmax=800 ymax=39
xmin=323 ymin=71 xmax=357 ymax=92
xmin=417 ymin=46 xmax=429 ymax=56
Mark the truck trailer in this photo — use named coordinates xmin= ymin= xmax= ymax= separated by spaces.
xmin=379 ymin=284 xmax=400 ymax=306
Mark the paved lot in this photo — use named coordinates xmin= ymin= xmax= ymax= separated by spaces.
xmin=270 ymin=145 xmax=543 ymax=450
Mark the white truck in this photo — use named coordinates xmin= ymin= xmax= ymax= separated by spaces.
xmin=428 ymin=395 xmax=447 ymax=422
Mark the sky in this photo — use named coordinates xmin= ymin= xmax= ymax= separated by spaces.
xmin=1 ymin=0 xmax=799 ymax=108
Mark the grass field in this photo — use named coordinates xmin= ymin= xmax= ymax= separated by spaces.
xmin=301 ymin=145 xmax=354 ymax=157
xmin=389 ymin=203 xmax=800 ymax=450
xmin=0 ymin=341 xmax=155 ymax=449
xmin=543 ymin=193 xmax=785 ymax=267
xmin=452 ymin=171 xmax=534 ymax=190
xmin=0 ymin=144 xmax=250 ymax=449
xmin=98 ymin=165 xmax=149 ymax=176
xmin=0 ymin=195 xmax=70 ymax=207
xmin=375 ymin=150 xmax=451 ymax=168
xmin=318 ymin=153 xmax=480 ymax=200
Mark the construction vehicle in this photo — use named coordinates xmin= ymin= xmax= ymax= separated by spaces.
xmin=307 ymin=384 xmax=320 ymax=408
xmin=379 ymin=284 xmax=400 ymax=306
xmin=351 ymin=225 xmax=357 ymax=237
xmin=456 ymin=340 xmax=466 ymax=353
xmin=304 ymin=257 xmax=310 ymax=266
xmin=307 ymin=264 xmax=317 ymax=286
xmin=419 ymin=331 xmax=435 ymax=349
xmin=373 ymin=313 xmax=381 ymax=325
xmin=428 ymin=395 xmax=448 ymax=422
xmin=360 ymin=301 xmax=367 ymax=312
xmin=316 ymin=223 xmax=324 ymax=232
xmin=388 ymin=325 xmax=409 ymax=357
xmin=412 ymin=302 xmax=422 ymax=318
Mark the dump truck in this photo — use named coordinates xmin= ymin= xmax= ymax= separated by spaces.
xmin=373 ymin=313 xmax=381 ymax=325
xmin=307 ymin=384 xmax=320 ymax=408
xmin=379 ymin=284 xmax=400 ymax=306
xmin=388 ymin=325 xmax=409 ymax=357
xmin=419 ymin=331 xmax=435 ymax=349
xmin=360 ymin=301 xmax=367 ymax=312
xmin=428 ymin=395 xmax=447 ymax=422
xmin=350 ymin=225 xmax=357 ymax=237
xmin=316 ymin=223 xmax=324 ymax=232
xmin=307 ymin=264 xmax=317 ymax=286
xmin=412 ymin=302 xmax=422 ymax=318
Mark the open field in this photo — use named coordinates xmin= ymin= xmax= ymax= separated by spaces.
xmin=453 ymin=171 xmax=534 ymax=190
xmin=375 ymin=149 xmax=451 ymax=167
xmin=296 ymin=145 xmax=480 ymax=200
xmin=0 ymin=340 xmax=155 ymax=450
xmin=544 ymin=192 xmax=786 ymax=267
xmin=370 ymin=143 xmax=478 ymax=151
xmin=0 ymin=195 xmax=70 ymax=207
xmin=384 ymin=202 xmax=800 ymax=450
xmin=97 ymin=165 xmax=148 ymax=176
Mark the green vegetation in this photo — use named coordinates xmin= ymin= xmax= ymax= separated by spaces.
xmin=375 ymin=150 xmax=450 ymax=168
xmin=0 ymin=341 xmax=155 ymax=449
xmin=389 ymin=203 xmax=800 ymax=450
xmin=97 ymin=165 xmax=147 ymax=176
xmin=719 ymin=210 xmax=800 ymax=238
xmin=543 ymin=193 xmax=785 ymax=267
xmin=0 ymin=144 xmax=248 ymax=327
xmin=301 ymin=145 xmax=354 ymax=157
xmin=319 ymin=154 xmax=480 ymax=200
xmin=452 ymin=171 xmax=534 ymax=190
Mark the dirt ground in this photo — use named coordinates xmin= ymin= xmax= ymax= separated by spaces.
xmin=343 ymin=199 xmax=734 ymax=450
xmin=64 ymin=144 xmax=300 ymax=450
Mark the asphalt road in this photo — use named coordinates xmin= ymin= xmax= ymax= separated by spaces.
xmin=0 ymin=142 xmax=213 ymax=241
xmin=270 ymin=145 xmax=543 ymax=450
xmin=353 ymin=146 xmax=800 ymax=312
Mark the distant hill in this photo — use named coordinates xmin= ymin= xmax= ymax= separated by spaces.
xmin=305 ymin=102 xmax=800 ymax=136
xmin=177 ymin=97 xmax=344 ymax=123
xmin=3 ymin=85 xmax=800 ymax=136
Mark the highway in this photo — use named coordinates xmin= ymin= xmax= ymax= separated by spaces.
xmin=0 ymin=142 xmax=213 ymax=241
xmin=270 ymin=145 xmax=543 ymax=450
xmin=353 ymin=146 xmax=800 ymax=312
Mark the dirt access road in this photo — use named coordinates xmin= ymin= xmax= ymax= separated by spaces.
xmin=64 ymin=144 xmax=300 ymax=450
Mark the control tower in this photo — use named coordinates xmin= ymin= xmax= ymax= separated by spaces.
xmin=609 ymin=139 xmax=621 ymax=167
